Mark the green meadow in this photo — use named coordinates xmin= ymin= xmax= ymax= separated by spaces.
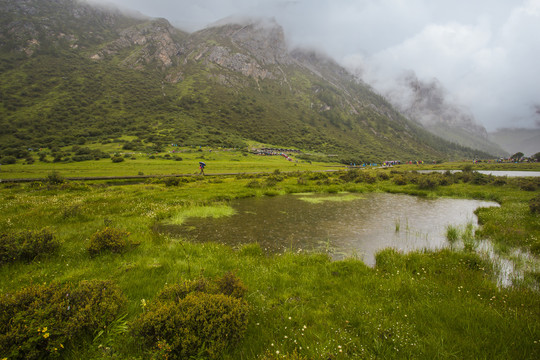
xmin=0 ymin=146 xmax=339 ymax=180
xmin=0 ymin=156 xmax=539 ymax=359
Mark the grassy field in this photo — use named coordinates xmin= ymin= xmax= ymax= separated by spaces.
xmin=0 ymin=147 xmax=343 ymax=180
xmin=0 ymin=160 xmax=539 ymax=359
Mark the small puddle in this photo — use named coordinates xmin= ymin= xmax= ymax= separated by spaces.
xmin=156 ymin=193 xmax=499 ymax=266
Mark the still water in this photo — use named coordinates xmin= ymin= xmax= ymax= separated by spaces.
xmin=158 ymin=193 xmax=499 ymax=266
xmin=418 ymin=170 xmax=540 ymax=177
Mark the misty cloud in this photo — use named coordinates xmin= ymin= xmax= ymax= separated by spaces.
xmin=88 ymin=0 xmax=540 ymax=131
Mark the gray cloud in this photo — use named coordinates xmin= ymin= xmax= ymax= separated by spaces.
xmin=87 ymin=0 xmax=540 ymax=131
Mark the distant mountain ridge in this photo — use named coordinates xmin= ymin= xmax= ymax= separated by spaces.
xmin=381 ymin=72 xmax=508 ymax=157
xmin=0 ymin=0 xmax=492 ymax=162
xmin=489 ymin=128 xmax=540 ymax=157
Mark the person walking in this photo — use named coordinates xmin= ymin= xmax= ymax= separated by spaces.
xmin=199 ymin=161 xmax=206 ymax=175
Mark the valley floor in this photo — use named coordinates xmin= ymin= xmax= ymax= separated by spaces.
xmin=0 ymin=161 xmax=539 ymax=359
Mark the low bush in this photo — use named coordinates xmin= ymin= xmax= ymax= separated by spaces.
xmin=393 ymin=174 xmax=407 ymax=186
xmin=518 ymin=179 xmax=538 ymax=191
xmin=0 ymin=155 xmax=17 ymax=164
xmin=132 ymin=273 xmax=249 ymax=359
xmin=530 ymin=195 xmax=540 ymax=214
xmin=246 ymin=179 xmax=262 ymax=188
xmin=87 ymin=227 xmax=131 ymax=255
xmin=47 ymin=171 xmax=65 ymax=185
xmin=164 ymin=177 xmax=181 ymax=187
xmin=377 ymin=171 xmax=390 ymax=181
xmin=0 ymin=280 xmax=126 ymax=360
xmin=417 ymin=176 xmax=438 ymax=190
xmin=111 ymin=156 xmax=124 ymax=163
xmin=471 ymin=172 xmax=489 ymax=185
xmin=0 ymin=228 xmax=58 ymax=265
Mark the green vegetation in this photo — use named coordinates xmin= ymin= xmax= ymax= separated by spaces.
xmin=0 ymin=147 xmax=338 ymax=180
xmin=0 ymin=280 xmax=126 ymax=360
xmin=0 ymin=0 xmax=491 ymax=165
xmin=87 ymin=227 xmax=132 ymax=255
xmin=1 ymin=2 xmax=539 ymax=358
xmin=131 ymin=273 xmax=249 ymax=359
xmin=0 ymin=162 xmax=538 ymax=359
xmin=0 ymin=228 xmax=58 ymax=265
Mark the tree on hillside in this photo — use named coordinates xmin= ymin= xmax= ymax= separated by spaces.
xmin=511 ymin=152 xmax=524 ymax=160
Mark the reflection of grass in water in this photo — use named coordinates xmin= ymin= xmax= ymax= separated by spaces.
xmin=298 ymin=194 xmax=363 ymax=204
xmin=166 ymin=204 xmax=236 ymax=225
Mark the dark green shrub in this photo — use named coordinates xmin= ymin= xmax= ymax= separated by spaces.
xmin=264 ymin=177 xmax=279 ymax=187
xmin=530 ymin=195 xmax=540 ymax=214
xmin=0 ymin=155 xmax=17 ymax=164
xmin=490 ymin=177 xmax=507 ymax=186
xmin=519 ymin=179 xmax=538 ymax=191
xmin=377 ymin=171 xmax=390 ymax=180
xmin=417 ymin=176 xmax=438 ymax=190
xmin=354 ymin=172 xmax=376 ymax=184
xmin=164 ymin=177 xmax=181 ymax=187
xmin=87 ymin=227 xmax=131 ymax=255
xmin=111 ymin=156 xmax=124 ymax=163
xmin=246 ymin=180 xmax=262 ymax=188
xmin=132 ymin=273 xmax=249 ymax=359
xmin=216 ymin=271 xmax=248 ymax=299
xmin=471 ymin=172 xmax=489 ymax=185
xmin=393 ymin=175 xmax=407 ymax=185
xmin=0 ymin=280 xmax=126 ymax=360
xmin=47 ymin=171 xmax=64 ymax=184
xmin=459 ymin=171 xmax=473 ymax=183
xmin=0 ymin=228 xmax=58 ymax=265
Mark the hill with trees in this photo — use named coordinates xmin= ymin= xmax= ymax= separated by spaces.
xmin=0 ymin=0 xmax=492 ymax=164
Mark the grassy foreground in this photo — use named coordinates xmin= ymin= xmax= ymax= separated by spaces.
xmin=0 ymin=164 xmax=539 ymax=359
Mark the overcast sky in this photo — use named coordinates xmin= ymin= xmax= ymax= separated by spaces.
xmin=90 ymin=0 xmax=540 ymax=131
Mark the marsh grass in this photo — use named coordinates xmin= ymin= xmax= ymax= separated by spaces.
xmin=165 ymin=204 xmax=237 ymax=225
xmin=446 ymin=225 xmax=459 ymax=244
xmin=297 ymin=193 xmax=363 ymax=204
xmin=0 ymin=167 xmax=539 ymax=359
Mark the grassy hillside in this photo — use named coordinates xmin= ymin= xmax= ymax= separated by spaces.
xmin=0 ymin=0 xmax=492 ymax=165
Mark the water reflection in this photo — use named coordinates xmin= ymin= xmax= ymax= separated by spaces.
xmin=157 ymin=193 xmax=499 ymax=266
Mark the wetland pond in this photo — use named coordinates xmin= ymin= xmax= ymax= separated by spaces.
xmin=158 ymin=193 xmax=499 ymax=266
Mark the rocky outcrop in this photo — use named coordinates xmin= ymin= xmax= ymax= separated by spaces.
xmin=91 ymin=19 xmax=185 ymax=70
xmin=205 ymin=45 xmax=272 ymax=79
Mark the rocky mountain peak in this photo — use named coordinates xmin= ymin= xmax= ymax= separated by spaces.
xmin=196 ymin=18 xmax=291 ymax=66
xmin=91 ymin=17 xmax=185 ymax=69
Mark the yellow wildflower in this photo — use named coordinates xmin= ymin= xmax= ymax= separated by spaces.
xmin=43 ymin=333 xmax=50 ymax=339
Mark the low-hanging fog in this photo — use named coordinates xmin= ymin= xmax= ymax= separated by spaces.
xmin=88 ymin=0 xmax=540 ymax=132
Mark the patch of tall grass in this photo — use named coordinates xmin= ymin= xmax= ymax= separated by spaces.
xmin=165 ymin=204 xmax=236 ymax=225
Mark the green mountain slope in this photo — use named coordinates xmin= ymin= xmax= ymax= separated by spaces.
xmin=0 ymin=0 xmax=490 ymax=163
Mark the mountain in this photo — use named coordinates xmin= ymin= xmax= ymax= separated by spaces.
xmin=489 ymin=128 xmax=540 ymax=157
xmin=382 ymin=73 xmax=508 ymax=157
xmin=0 ymin=0 xmax=490 ymax=163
